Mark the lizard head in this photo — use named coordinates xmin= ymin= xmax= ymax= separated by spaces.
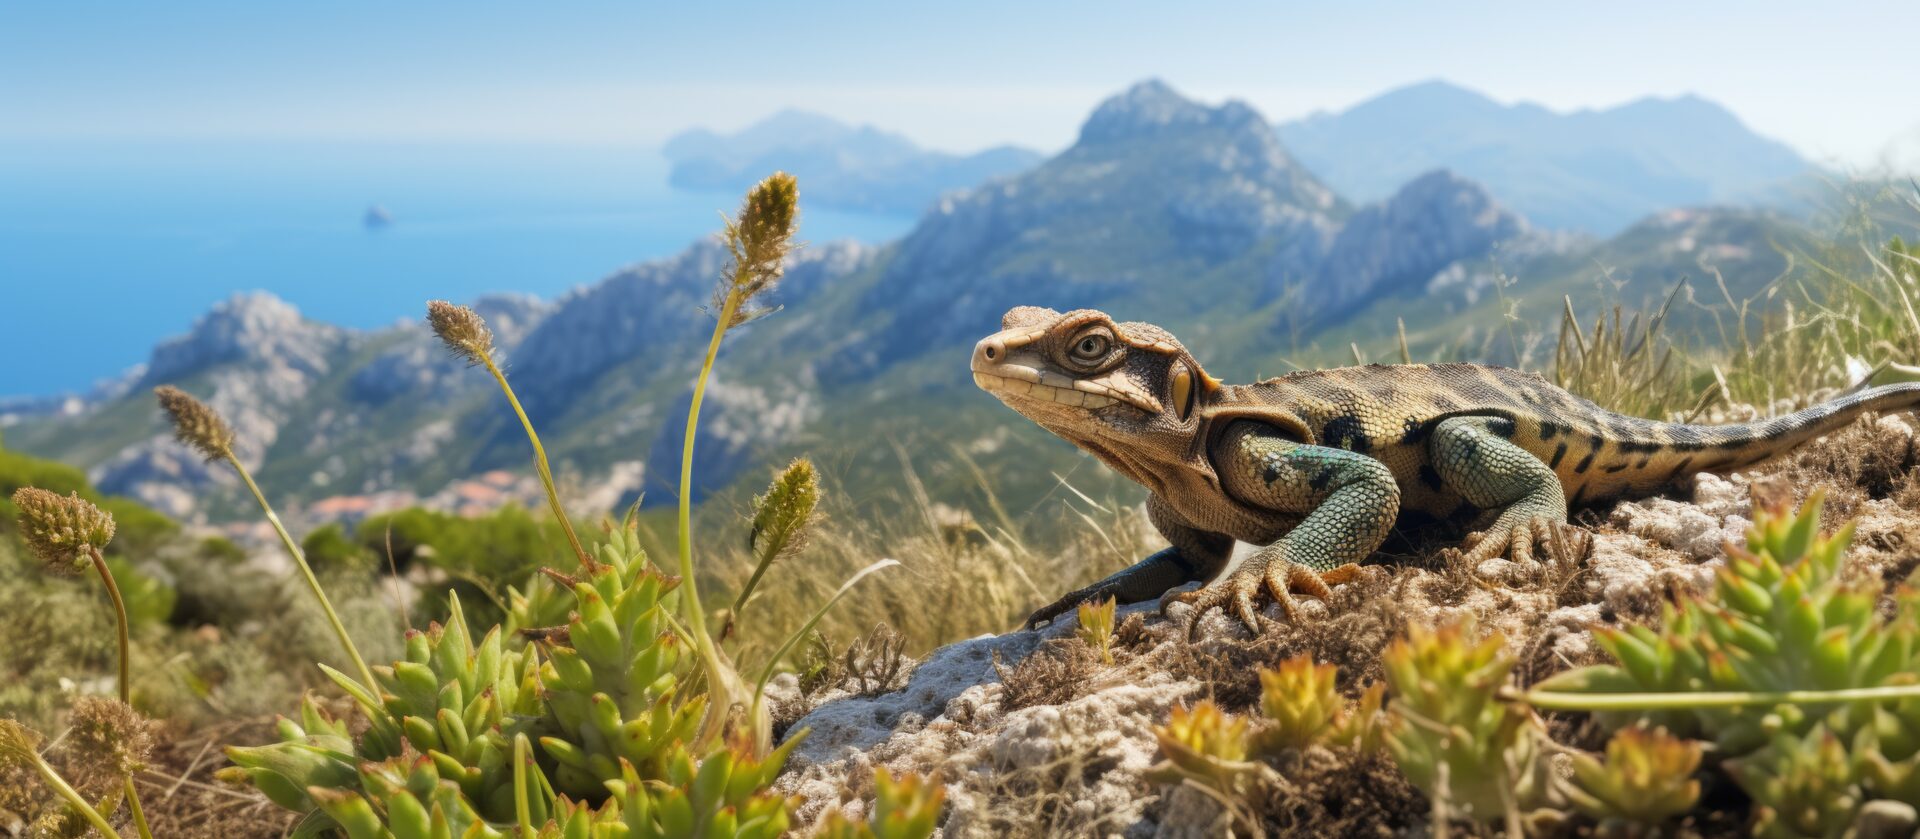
xmin=971 ymin=307 xmax=1221 ymax=454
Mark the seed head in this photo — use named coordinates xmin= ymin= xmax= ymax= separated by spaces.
xmin=0 ymin=719 xmax=41 ymax=769
xmin=426 ymin=300 xmax=496 ymax=366
xmin=749 ymin=457 xmax=820 ymax=563
xmin=737 ymin=171 xmax=798 ymax=274
xmin=154 ymin=385 xmax=235 ymax=461
xmin=11 ymin=487 xmax=115 ymax=573
xmin=66 ymin=696 xmax=155 ymax=783
xmin=716 ymin=172 xmax=800 ymax=326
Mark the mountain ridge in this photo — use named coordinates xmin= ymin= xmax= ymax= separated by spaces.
xmin=1277 ymin=79 xmax=1816 ymax=233
xmin=4 ymin=80 xmax=1848 ymax=530
xmin=663 ymin=110 xmax=1044 ymax=216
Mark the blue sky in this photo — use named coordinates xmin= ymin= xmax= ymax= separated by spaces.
xmin=4 ymin=1 xmax=1918 ymax=168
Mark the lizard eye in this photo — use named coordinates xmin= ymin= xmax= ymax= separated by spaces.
xmin=1171 ymin=362 xmax=1195 ymax=421
xmin=1068 ymin=330 xmax=1111 ymax=364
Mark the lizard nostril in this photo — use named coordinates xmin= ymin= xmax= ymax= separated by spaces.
xmin=984 ymin=346 xmax=997 ymax=360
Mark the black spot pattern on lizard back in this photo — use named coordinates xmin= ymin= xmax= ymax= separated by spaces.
xmin=1401 ymin=416 xmax=1432 ymax=445
xmin=1322 ymin=415 xmax=1371 ymax=453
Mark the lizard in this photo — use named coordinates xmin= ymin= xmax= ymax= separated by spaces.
xmin=971 ymin=305 xmax=1920 ymax=634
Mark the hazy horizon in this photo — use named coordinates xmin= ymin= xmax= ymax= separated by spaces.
xmin=5 ymin=2 xmax=1919 ymax=170
xmin=6 ymin=2 xmax=1919 ymax=399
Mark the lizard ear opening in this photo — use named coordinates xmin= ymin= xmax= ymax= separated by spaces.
xmin=1171 ymin=362 xmax=1195 ymax=421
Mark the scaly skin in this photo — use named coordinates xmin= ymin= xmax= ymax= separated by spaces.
xmin=971 ymin=306 xmax=1920 ymax=635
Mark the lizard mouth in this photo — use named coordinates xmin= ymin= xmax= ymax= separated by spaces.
xmin=971 ymin=365 xmax=1159 ymax=413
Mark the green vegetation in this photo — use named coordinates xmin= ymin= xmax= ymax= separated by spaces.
xmin=0 ymin=161 xmax=1916 ymax=836
xmin=0 ymin=173 xmax=942 ymax=838
xmin=1138 ymin=496 xmax=1920 ymax=836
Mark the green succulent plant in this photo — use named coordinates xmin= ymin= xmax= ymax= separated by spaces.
xmin=1728 ymin=724 xmax=1862 ymax=839
xmin=1562 ymin=726 xmax=1702 ymax=837
xmin=225 ymin=592 xmax=550 ymax=828
xmin=605 ymin=738 xmax=802 ymax=839
xmin=534 ymin=526 xmax=704 ymax=798
xmin=1532 ymin=492 xmax=1915 ymax=754
xmin=1381 ymin=615 xmax=1547 ymax=824
xmin=310 ymin=755 xmax=511 ymax=839
xmin=1147 ymin=699 xmax=1264 ymax=834
xmin=816 ymin=769 xmax=945 ymax=839
xmin=209 ymin=172 xmax=911 ymax=837
xmin=1521 ymin=492 xmax=1920 ymax=834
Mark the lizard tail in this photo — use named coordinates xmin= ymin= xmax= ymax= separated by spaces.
xmin=1671 ymin=382 xmax=1920 ymax=469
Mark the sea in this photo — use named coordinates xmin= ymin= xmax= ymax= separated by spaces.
xmin=0 ymin=141 xmax=916 ymax=398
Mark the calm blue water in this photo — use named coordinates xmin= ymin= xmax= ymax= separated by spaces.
xmin=0 ymin=141 xmax=915 ymax=398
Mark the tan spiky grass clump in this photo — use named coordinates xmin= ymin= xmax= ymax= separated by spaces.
xmin=11 ymin=487 xmax=115 ymax=574
xmin=153 ymin=385 xmax=234 ymax=461
xmin=704 ymin=455 xmax=1149 ymax=659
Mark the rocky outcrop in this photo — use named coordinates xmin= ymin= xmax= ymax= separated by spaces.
xmin=140 ymin=292 xmax=344 ymax=387
xmin=772 ymin=413 xmax=1920 ymax=837
xmin=832 ymin=80 xmax=1347 ymax=384
xmin=348 ymin=294 xmax=551 ymax=405
xmin=1302 ymin=170 xmax=1528 ymax=322
xmin=511 ymin=241 xmax=872 ymax=414
xmin=94 ymin=294 xmax=349 ymax=515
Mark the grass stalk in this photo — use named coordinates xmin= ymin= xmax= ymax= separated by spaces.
xmin=1516 ymin=683 xmax=1920 ymax=712
xmin=21 ymin=747 xmax=127 ymax=839
xmin=83 ymin=546 xmax=153 ymax=839
xmin=227 ymin=453 xmax=379 ymax=691
xmin=748 ymin=558 xmax=900 ymax=727
xmin=677 ymin=287 xmax=745 ymax=747
xmin=479 ymin=358 xmax=591 ymax=568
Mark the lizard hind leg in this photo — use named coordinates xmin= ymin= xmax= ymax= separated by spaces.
xmin=1429 ymin=416 xmax=1569 ymax=566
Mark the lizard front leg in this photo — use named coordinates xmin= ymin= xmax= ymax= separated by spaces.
xmin=1169 ymin=420 xmax=1400 ymax=634
xmin=1023 ymin=495 xmax=1232 ymax=629
xmin=1428 ymin=415 xmax=1568 ymax=565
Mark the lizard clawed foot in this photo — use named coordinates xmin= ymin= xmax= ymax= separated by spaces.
xmin=1457 ymin=506 xmax=1567 ymax=567
xmin=1159 ymin=553 xmax=1360 ymax=639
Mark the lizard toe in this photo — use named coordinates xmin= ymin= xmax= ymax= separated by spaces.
xmin=1231 ymin=582 xmax=1262 ymax=634
xmin=1459 ymin=526 xmax=1513 ymax=565
xmin=1460 ymin=511 xmax=1565 ymax=567
xmin=1260 ymin=563 xmax=1301 ymax=621
xmin=1509 ymin=519 xmax=1536 ymax=566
